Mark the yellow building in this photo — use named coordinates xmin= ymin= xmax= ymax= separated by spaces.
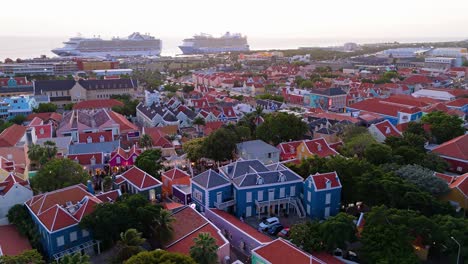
xmin=441 ymin=173 xmax=468 ymax=210
xmin=296 ymin=138 xmax=339 ymax=160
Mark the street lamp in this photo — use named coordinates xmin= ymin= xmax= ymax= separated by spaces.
xmin=451 ymin=236 xmax=461 ymax=264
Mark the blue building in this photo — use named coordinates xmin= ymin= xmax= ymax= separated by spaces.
xmin=3 ymin=95 xmax=37 ymax=119
xmin=24 ymin=184 xmax=120 ymax=260
xmin=191 ymin=169 xmax=232 ymax=212
xmin=303 ymin=172 xmax=342 ymax=219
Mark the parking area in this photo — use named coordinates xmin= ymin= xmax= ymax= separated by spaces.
xmin=243 ymin=214 xmax=307 ymax=239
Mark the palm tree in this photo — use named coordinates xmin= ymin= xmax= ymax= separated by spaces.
xmin=193 ymin=117 xmax=206 ymax=134
xmin=43 ymin=141 xmax=57 ymax=160
xmin=116 ymin=228 xmax=146 ymax=262
xmin=139 ymin=134 xmax=153 ymax=149
xmin=27 ymin=144 xmax=44 ymax=170
xmin=60 ymin=252 xmax=90 ymax=264
xmin=189 ymin=233 xmax=218 ymax=264
xmin=151 ymin=209 xmax=175 ymax=246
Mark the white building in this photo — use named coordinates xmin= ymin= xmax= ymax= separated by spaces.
xmin=412 ymin=89 xmax=456 ymax=101
xmin=0 ymin=174 xmax=33 ymax=225
xmin=377 ymin=47 xmax=431 ymax=58
xmin=144 ymin=90 xmax=161 ymax=107
xmin=427 ymin=48 xmax=468 ymax=58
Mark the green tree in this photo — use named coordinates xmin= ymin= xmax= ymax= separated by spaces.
xmin=341 ymin=132 xmax=376 ymax=158
xmin=299 ymin=80 xmax=314 ymax=88
xmin=135 ymin=149 xmax=163 ymax=179
xmin=289 ymin=220 xmax=325 ymax=252
xmin=10 ymin=115 xmax=26 ymax=125
xmin=31 ymin=158 xmax=89 ymax=192
xmin=363 ymin=143 xmax=393 ymax=165
xmin=7 ymin=205 xmax=41 ymax=250
xmin=111 ymin=94 xmax=140 ymax=117
xmin=33 ymin=103 xmax=57 ymax=113
xmin=64 ymin=103 xmax=74 ymax=111
xmin=319 ymin=213 xmax=357 ymax=251
xmin=189 ymin=233 xmax=218 ymax=264
xmin=151 ymin=209 xmax=175 ymax=246
xmin=101 ymin=176 xmax=113 ymax=192
xmin=60 ymin=253 xmax=90 ymax=264
xmin=0 ymin=249 xmax=45 ymax=264
xmin=202 ymin=128 xmax=237 ymax=161
xmin=395 ymin=164 xmax=450 ymax=195
xmin=125 ymin=250 xmax=196 ymax=264
xmin=116 ymin=229 xmax=146 ymax=262
xmin=183 ymin=138 xmax=205 ymax=162
xmin=138 ymin=134 xmax=153 ymax=149
xmin=256 ymin=112 xmax=307 ymax=145
xmin=255 ymin=94 xmax=285 ymax=102
xmin=28 ymin=144 xmax=44 ymax=170
xmin=421 ymin=111 xmax=464 ymax=143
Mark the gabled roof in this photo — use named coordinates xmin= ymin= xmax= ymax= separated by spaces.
xmin=277 ymin=140 xmax=304 ymax=156
xmin=26 ymin=112 xmax=62 ymax=122
xmin=66 ymin=152 xmax=103 ymax=165
xmin=432 ymin=134 xmax=468 ymax=161
xmin=68 ymin=140 xmax=120 ymax=154
xmin=0 ymin=174 xmax=30 ymax=196
xmin=308 ymin=172 xmax=341 ymax=191
xmin=434 ymin=172 xmax=456 ymax=184
xmin=34 ymin=80 xmax=76 ymax=92
xmin=116 ymin=166 xmax=162 ymax=191
xmin=192 ymin=169 xmax=229 ymax=189
xmin=142 ymin=127 xmax=173 ymax=148
xmin=303 ymin=138 xmax=339 ymax=158
xmin=203 ymin=121 xmax=224 ymax=135
xmin=236 ymin=140 xmax=280 ymax=155
xmin=78 ymin=131 xmax=113 ymax=143
xmin=32 ymin=124 xmax=53 ymax=139
xmin=77 ymin=79 xmax=136 ymax=90
xmin=372 ymin=120 xmax=402 ymax=138
xmin=28 ymin=117 xmax=43 ymax=126
xmin=449 ymin=173 xmax=468 ymax=198
xmin=162 ymin=168 xmax=190 ymax=181
xmin=446 ymin=98 xmax=468 ymax=107
xmin=108 ymin=111 xmax=138 ymax=132
xmin=219 ymin=159 xmax=270 ymax=179
xmin=25 ymin=184 xmax=104 ymax=232
xmin=73 ymin=99 xmax=124 ymax=110
xmin=0 ymin=124 xmax=27 ymax=147
xmin=252 ymin=238 xmax=323 ymax=264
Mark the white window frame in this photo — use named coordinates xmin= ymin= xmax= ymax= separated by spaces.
xmin=307 ymin=191 xmax=311 ymax=202
xmin=279 ymin=187 xmax=285 ymax=198
xmin=290 ymin=186 xmax=296 ymax=196
xmin=257 ymin=190 xmax=263 ymax=201
xmin=82 ymin=229 xmax=89 ymax=237
xmin=116 ymin=156 xmax=121 ymax=164
xmin=246 ymin=192 xmax=252 ymax=203
xmin=57 ymin=236 xmax=65 ymax=247
xmin=70 ymin=231 xmax=77 ymax=242
xmin=325 ymin=193 xmax=331 ymax=204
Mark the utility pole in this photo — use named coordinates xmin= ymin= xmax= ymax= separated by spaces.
xmin=451 ymin=236 xmax=461 ymax=264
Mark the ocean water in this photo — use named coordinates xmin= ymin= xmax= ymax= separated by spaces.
xmin=0 ymin=36 xmax=463 ymax=61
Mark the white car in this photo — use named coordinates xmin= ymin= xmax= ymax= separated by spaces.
xmin=259 ymin=217 xmax=280 ymax=230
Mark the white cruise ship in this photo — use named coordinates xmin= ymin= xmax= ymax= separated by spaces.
xmin=52 ymin=32 xmax=162 ymax=58
xmin=179 ymin=32 xmax=249 ymax=55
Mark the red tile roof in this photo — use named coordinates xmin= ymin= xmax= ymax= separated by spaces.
xmin=278 ymin=140 xmax=303 ymax=159
xmin=203 ymin=121 xmax=224 ymax=135
xmin=210 ymin=209 xmax=272 ymax=244
xmin=349 ymin=98 xmax=421 ymax=117
xmin=432 ymin=134 xmax=468 ymax=161
xmin=66 ymin=152 xmax=103 ymax=165
xmin=32 ymin=124 xmax=53 ymax=139
xmin=446 ymin=98 xmax=468 ymax=107
xmin=95 ymin=189 xmax=120 ymax=202
xmin=73 ymin=99 xmax=124 ymax=110
xmin=311 ymin=172 xmax=341 ymax=191
xmin=0 ymin=225 xmax=32 ymax=256
xmin=143 ymin=127 xmax=173 ymax=148
xmin=162 ymin=168 xmax=190 ymax=181
xmin=0 ymin=125 xmax=27 ymax=147
xmin=449 ymin=173 xmax=468 ymax=198
xmin=117 ymin=166 xmax=162 ymax=190
xmin=108 ymin=111 xmax=138 ymax=132
xmin=78 ymin=131 xmax=113 ymax=143
xmin=25 ymin=184 xmax=104 ymax=232
xmin=303 ymin=138 xmax=339 ymax=158
xmin=253 ymin=239 xmax=322 ymax=264
xmin=28 ymin=117 xmax=43 ymax=126
xmin=0 ymin=174 xmax=30 ymax=195
xmin=434 ymin=172 xmax=456 ymax=184
xmin=401 ymin=75 xmax=433 ymax=85
xmin=373 ymin=120 xmax=402 ymax=138
xmin=26 ymin=112 xmax=62 ymax=122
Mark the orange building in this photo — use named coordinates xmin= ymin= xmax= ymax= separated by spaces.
xmin=161 ymin=168 xmax=191 ymax=197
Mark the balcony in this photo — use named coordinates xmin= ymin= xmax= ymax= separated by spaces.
xmin=214 ymin=199 xmax=236 ymax=209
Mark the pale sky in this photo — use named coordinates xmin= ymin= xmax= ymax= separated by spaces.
xmin=2 ymin=0 xmax=468 ymax=40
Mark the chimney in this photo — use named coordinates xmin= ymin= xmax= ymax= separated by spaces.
xmin=87 ymin=180 xmax=95 ymax=194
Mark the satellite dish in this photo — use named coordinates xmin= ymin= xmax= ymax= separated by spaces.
xmin=189 ymin=203 xmax=196 ymax=209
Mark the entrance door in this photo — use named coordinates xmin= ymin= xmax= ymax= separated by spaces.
xmin=217 ymin=192 xmax=222 ymax=205
xmin=324 ymin=206 xmax=330 ymax=218
xmin=246 ymin=206 xmax=252 ymax=217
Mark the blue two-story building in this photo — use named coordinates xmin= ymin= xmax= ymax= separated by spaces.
xmin=191 ymin=169 xmax=232 ymax=212
xmin=3 ymin=95 xmax=38 ymax=120
xmin=303 ymin=172 xmax=342 ymax=219
xmin=24 ymin=183 xmax=120 ymax=260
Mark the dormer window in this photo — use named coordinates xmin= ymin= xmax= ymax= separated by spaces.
xmin=256 ymin=176 xmax=264 ymax=185
xmin=385 ymin=126 xmax=391 ymax=134
xmin=99 ymin=135 xmax=105 ymax=142
xmin=278 ymin=173 xmax=286 ymax=182
xmin=87 ymin=136 xmax=92 ymax=143
xmin=290 ymin=146 xmax=295 ymax=154
xmin=90 ymin=156 xmax=96 ymax=165
xmin=326 ymin=179 xmax=331 ymax=189
xmin=317 ymin=143 xmax=322 ymax=151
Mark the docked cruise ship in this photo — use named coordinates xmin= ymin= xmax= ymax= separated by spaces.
xmin=52 ymin=32 xmax=162 ymax=57
xmin=179 ymin=32 xmax=249 ymax=54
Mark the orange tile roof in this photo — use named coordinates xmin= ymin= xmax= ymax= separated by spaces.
xmin=373 ymin=120 xmax=402 ymax=138
xmin=449 ymin=173 xmax=468 ymax=198
xmin=117 ymin=166 xmax=162 ymax=190
xmin=73 ymin=99 xmax=124 ymax=110
xmin=162 ymin=168 xmax=190 ymax=180
xmin=311 ymin=172 xmax=341 ymax=190
xmin=432 ymin=134 xmax=468 ymax=161
xmin=253 ymin=239 xmax=321 ymax=264
xmin=78 ymin=131 xmax=113 ymax=143
xmin=0 ymin=125 xmax=27 ymax=147
xmin=303 ymin=138 xmax=339 ymax=158
xmin=108 ymin=111 xmax=138 ymax=132
xmin=0 ymin=225 xmax=32 ymax=256
xmin=26 ymin=112 xmax=63 ymax=122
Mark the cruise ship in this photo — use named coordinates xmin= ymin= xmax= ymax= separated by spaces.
xmin=179 ymin=32 xmax=249 ymax=55
xmin=52 ymin=33 xmax=162 ymax=58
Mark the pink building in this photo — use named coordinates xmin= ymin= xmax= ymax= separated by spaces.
xmin=109 ymin=145 xmax=141 ymax=172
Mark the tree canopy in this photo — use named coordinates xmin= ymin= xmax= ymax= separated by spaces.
xmin=190 ymin=233 xmax=218 ymax=264
xmin=31 ymin=158 xmax=89 ymax=192
xmin=395 ymin=164 xmax=449 ymax=195
xmin=111 ymin=94 xmax=140 ymax=117
xmin=33 ymin=103 xmax=57 ymax=113
xmin=125 ymin=249 xmax=196 ymax=264
xmin=135 ymin=149 xmax=163 ymax=179
xmin=202 ymin=127 xmax=238 ymax=161
xmin=421 ymin=111 xmax=464 ymax=144
xmin=0 ymin=249 xmax=45 ymax=264
xmin=256 ymin=112 xmax=308 ymax=145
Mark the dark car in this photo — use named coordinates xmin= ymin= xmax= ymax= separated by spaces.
xmin=267 ymin=223 xmax=284 ymax=236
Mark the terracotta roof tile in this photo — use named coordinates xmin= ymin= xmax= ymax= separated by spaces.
xmin=311 ymin=172 xmax=341 ymax=190
xmin=0 ymin=125 xmax=27 ymax=147
xmin=432 ymin=134 xmax=468 ymax=161
xmin=253 ymin=239 xmax=321 ymax=264
xmin=73 ymin=99 xmax=124 ymax=110
xmin=449 ymin=173 xmax=468 ymax=197
xmin=117 ymin=166 xmax=161 ymax=190
xmin=0 ymin=225 xmax=32 ymax=256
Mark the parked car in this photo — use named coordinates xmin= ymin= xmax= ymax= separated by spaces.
xmin=277 ymin=227 xmax=290 ymax=237
xmin=259 ymin=217 xmax=280 ymax=230
xmin=267 ymin=223 xmax=284 ymax=236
